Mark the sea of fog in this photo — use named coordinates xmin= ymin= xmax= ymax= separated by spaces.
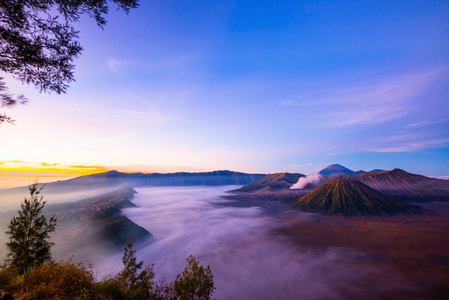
xmin=0 ymin=185 xmax=418 ymax=299
xmin=96 ymin=186 xmax=415 ymax=300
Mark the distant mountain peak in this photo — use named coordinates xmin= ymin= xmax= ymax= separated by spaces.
xmin=319 ymin=164 xmax=354 ymax=176
xmin=105 ymin=170 xmax=122 ymax=175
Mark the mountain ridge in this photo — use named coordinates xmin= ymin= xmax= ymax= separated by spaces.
xmin=232 ymin=172 xmax=305 ymax=192
xmin=1 ymin=170 xmax=267 ymax=193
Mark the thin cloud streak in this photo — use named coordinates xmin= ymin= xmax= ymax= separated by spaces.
xmin=366 ymin=138 xmax=449 ymax=153
xmin=0 ymin=160 xmax=107 ymax=175
xmin=282 ymin=69 xmax=444 ymax=127
xmin=405 ymin=118 xmax=449 ymax=128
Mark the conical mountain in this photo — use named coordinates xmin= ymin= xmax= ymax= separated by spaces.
xmin=292 ymin=179 xmax=418 ymax=216
xmin=336 ymin=169 xmax=449 ymax=202
xmin=234 ymin=173 xmax=304 ymax=192
xmin=319 ymin=164 xmax=354 ymax=176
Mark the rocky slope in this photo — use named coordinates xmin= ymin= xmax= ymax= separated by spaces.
xmin=291 ymin=179 xmax=418 ymax=216
xmin=336 ymin=169 xmax=449 ymax=202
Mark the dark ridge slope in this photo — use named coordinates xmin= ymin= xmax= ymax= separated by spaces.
xmin=292 ymin=179 xmax=418 ymax=216
xmin=353 ymin=169 xmax=385 ymax=176
xmin=336 ymin=169 xmax=449 ymax=202
xmin=45 ymin=186 xmax=151 ymax=250
xmin=233 ymin=173 xmax=305 ymax=192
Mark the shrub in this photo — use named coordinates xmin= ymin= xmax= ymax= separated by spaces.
xmin=174 ymin=255 xmax=215 ymax=300
xmin=13 ymin=260 xmax=95 ymax=300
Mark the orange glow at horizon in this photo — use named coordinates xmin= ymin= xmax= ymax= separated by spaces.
xmin=0 ymin=160 xmax=109 ymax=176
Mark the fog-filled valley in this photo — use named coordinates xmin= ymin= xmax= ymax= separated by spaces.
xmin=116 ymin=186 xmax=425 ymax=299
xmin=1 ymin=177 xmax=449 ymax=299
xmin=4 ymin=185 xmax=417 ymax=300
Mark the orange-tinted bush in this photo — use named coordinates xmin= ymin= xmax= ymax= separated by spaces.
xmin=14 ymin=260 xmax=95 ymax=300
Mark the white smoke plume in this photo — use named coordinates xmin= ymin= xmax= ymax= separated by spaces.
xmin=290 ymin=172 xmax=322 ymax=189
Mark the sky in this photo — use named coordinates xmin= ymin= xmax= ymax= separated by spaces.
xmin=1 ymin=0 xmax=449 ymax=187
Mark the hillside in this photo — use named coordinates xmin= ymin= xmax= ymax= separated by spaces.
xmin=46 ymin=186 xmax=152 ymax=251
xmin=336 ymin=169 xmax=449 ymax=202
xmin=0 ymin=186 xmax=151 ymax=261
xmin=233 ymin=172 xmax=304 ymax=192
xmin=291 ymin=179 xmax=418 ymax=216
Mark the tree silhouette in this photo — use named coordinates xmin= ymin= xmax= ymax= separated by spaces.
xmin=118 ymin=241 xmax=156 ymax=298
xmin=5 ymin=183 xmax=57 ymax=274
xmin=0 ymin=0 xmax=139 ymax=125
xmin=174 ymin=255 xmax=215 ymax=300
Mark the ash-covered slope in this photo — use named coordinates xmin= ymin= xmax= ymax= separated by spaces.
xmin=292 ymin=179 xmax=418 ymax=216
xmin=336 ymin=169 xmax=449 ymax=202
xmin=233 ymin=172 xmax=305 ymax=192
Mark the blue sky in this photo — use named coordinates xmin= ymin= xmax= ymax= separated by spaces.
xmin=1 ymin=0 xmax=449 ymax=179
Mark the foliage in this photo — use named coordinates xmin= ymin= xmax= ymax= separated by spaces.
xmin=5 ymin=183 xmax=57 ymax=274
xmin=18 ymin=260 xmax=95 ymax=299
xmin=173 ymin=255 xmax=215 ymax=300
xmin=2 ymin=197 xmax=215 ymax=299
xmin=97 ymin=244 xmax=215 ymax=300
xmin=0 ymin=260 xmax=95 ymax=299
xmin=117 ymin=241 xmax=156 ymax=299
xmin=0 ymin=0 xmax=139 ymax=125
xmin=0 ymin=264 xmax=19 ymax=294
xmin=0 ymin=252 xmax=215 ymax=300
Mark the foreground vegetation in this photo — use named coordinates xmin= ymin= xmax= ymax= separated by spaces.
xmin=0 ymin=184 xmax=215 ymax=299
xmin=0 ymin=250 xmax=214 ymax=300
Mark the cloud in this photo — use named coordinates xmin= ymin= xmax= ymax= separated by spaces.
xmin=107 ymin=54 xmax=198 ymax=76
xmin=282 ymin=69 xmax=444 ymax=127
xmin=366 ymin=137 xmax=449 ymax=153
xmin=107 ymin=58 xmax=132 ymax=75
xmin=0 ymin=160 xmax=108 ymax=175
xmin=427 ymin=175 xmax=449 ymax=180
xmin=405 ymin=118 xmax=449 ymax=128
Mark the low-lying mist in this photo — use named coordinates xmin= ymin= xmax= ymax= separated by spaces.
xmin=114 ymin=186 xmax=417 ymax=300
xmin=0 ymin=185 xmax=420 ymax=299
xmin=0 ymin=186 xmax=124 ymax=212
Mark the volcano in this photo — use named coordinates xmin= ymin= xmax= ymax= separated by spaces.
xmin=336 ymin=169 xmax=449 ymax=202
xmin=291 ymin=179 xmax=418 ymax=216
xmin=319 ymin=164 xmax=355 ymax=176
